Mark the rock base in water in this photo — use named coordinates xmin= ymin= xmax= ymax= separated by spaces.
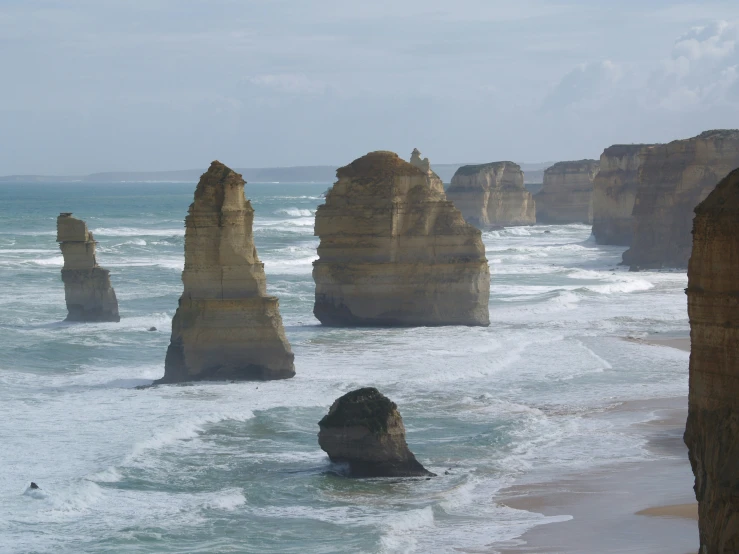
xmin=318 ymin=387 xmax=433 ymax=478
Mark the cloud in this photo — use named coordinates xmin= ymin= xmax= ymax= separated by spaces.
xmin=247 ymin=74 xmax=327 ymax=95
xmin=540 ymin=61 xmax=623 ymax=111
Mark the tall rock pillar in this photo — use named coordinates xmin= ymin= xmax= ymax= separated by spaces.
xmin=157 ymin=161 xmax=295 ymax=383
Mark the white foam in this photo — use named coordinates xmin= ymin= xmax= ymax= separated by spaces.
xmin=274 ymin=208 xmax=315 ymax=217
xmin=92 ymin=227 xmax=184 ymax=237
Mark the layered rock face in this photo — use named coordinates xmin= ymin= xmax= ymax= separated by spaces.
xmin=409 ymin=148 xmax=444 ymax=193
xmin=623 ymin=130 xmax=739 ymax=269
xmin=592 ymin=144 xmax=655 ymax=245
xmin=318 ymin=387 xmax=433 ymax=477
xmin=313 ymin=151 xmax=490 ymax=327
xmin=157 ymin=161 xmax=295 ymax=384
xmin=685 ymin=168 xmax=739 ymax=553
xmin=535 ymin=160 xmax=600 ymax=224
xmin=57 ymin=214 xmax=120 ymax=322
xmin=446 ymin=162 xmax=535 ymax=227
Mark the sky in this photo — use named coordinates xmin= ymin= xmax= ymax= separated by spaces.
xmin=2 ymin=0 xmax=739 ymax=174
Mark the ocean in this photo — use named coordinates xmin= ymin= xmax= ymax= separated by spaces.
xmin=0 ymin=182 xmax=690 ymax=553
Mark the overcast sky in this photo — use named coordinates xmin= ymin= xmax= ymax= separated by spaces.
xmin=2 ymin=0 xmax=739 ymax=174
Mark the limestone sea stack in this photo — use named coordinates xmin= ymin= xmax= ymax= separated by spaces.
xmin=318 ymin=387 xmax=433 ymax=477
xmin=157 ymin=161 xmax=294 ymax=384
xmin=591 ymin=144 xmax=655 ymax=245
xmin=312 ymin=151 xmax=490 ymax=327
xmin=684 ymin=168 xmax=739 ymax=552
xmin=446 ymin=162 xmax=535 ymax=228
xmin=409 ymin=148 xmax=444 ymax=193
xmin=535 ymin=160 xmax=600 ymax=224
xmin=56 ymin=213 xmax=120 ymax=322
xmin=623 ymin=129 xmax=739 ymax=270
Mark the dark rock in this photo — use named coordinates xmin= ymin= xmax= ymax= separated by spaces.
xmin=147 ymin=326 xmax=157 ymax=332
xmin=318 ymin=387 xmax=433 ymax=478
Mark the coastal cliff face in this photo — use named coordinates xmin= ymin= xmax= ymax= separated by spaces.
xmin=446 ymin=162 xmax=535 ymax=227
xmin=623 ymin=130 xmax=739 ymax=269
xmin=157 ymin=161 xmax=294 ymax=384
xmin=592 ymin=144 xmax=655 ymax=245
xmin=318 ymin=387 xmax=433 ymax=477
xmin=56 ymin=214 xmax=120 ymax=322
xmin=685 ymin=168 xmax=739 ymax=553
xmin=409 ymin=148 xmax=444 ymax=193
xmin=536 ymin=160 xmax=599 ymax=224
xmin=313 ymin=151 xmax=490 ymax=327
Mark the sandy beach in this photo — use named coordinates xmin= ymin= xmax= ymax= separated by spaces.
xmin=489 ymin=395 xmax=698 ymax=554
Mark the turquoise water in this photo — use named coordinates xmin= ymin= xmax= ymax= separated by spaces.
xmin=0 ymin=183 xmax=689 ymax=553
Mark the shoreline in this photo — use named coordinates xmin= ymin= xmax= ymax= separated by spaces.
xmin=488 ymin=396 xmax=698 ymax=554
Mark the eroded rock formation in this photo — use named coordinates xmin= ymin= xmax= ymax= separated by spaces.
xmin=592 ymin=144 xmax=655 ymax=245
xmin=318 ymin=387 xmax=433 ymax=477
xmin=409 ymin=148 xmax=444 ymax=193
xmin=57 ymin=213 xmax=120 ymax=322
xmin=312 ymin=151 xmax=490 ymax=327
xmin=446 ymin=162 xmax=535 ymax=227
xmin=685 ymin=167 xmax=739 ymax=553
xmin=623 ymin=130 xmax=739 ymax=270
xmin=535 ymin=160 xmax=599 ymax=224
xmin=157 ymin=161 xmax=294 ymax=384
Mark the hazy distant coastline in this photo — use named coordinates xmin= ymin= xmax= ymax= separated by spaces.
xmin=0 ymin=162 xmax=552 ymax=185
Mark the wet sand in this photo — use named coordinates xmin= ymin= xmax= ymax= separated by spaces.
xmin=622 ymin=335 xmax=691 ymax=352
xmin=489 ymin=397 xmax=698 ymax=554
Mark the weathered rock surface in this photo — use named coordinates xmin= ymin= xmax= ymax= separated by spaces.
xmin=592 ymin=144 xmax=655 ymax=245
xmin=57 ymin=213 xmax=120 ymax=322
xmin=157 ymin=161 xmax=295 ymax=384
xmin=535 ymin=160 xmax=600 ymax=224
xmin=623 ymin=130 xmax=739 ymax=270
xmin=684 ymin=167 xmax=739 ymax=553
xmin=409 ymin=148 xmax=444 ymax=193
xmin=318 ymin=387 xmax=433 ymax=477
xmin=446 ymin=162 xmax=535 ymax=227
xmin=312 ymin=151 xmax=490 ymax=327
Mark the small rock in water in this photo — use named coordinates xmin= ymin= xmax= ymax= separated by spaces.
xmin=318 ymin=387 xmax=434 ymax=478
xmin=544 ymin=230 xmax=551 ymax=234
xmin=30 ymin=482 xmax=39 ymax=490
xmin=148 ymin=326 xmax=157 ymax=332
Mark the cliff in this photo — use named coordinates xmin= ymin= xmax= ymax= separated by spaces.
xmin=157 ymin=161 xmax=295 ymax=384
xmin=313 ymin=151 xmax=490 ymax=327
xmin=535 ymin=160 xmax=599 ymax=224
xmin=318 ymin=387 xmax=433 ymax=477
xmin=446 ymin=162 xmax=535 ymax=227
xmin=685 ymin=168 xmax=739 ymax=552
xmin=592 ymin=144 xmax=655 ymax=245
xmin=623 ymin=130 xmax=739 ymax=269
xmin=56 ymin=214 xmax=120 ymax=322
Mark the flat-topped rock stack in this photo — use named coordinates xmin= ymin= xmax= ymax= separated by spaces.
xmin=313 ymin=150 xmax=490 ymax=327
xmin=446 ymin=162 xmax=535 ymax=228
xmin=157 ymin=161 xmax=294 ymax=384
xmin=318 ymin=387 xmax=434 ymax=477
xmin=592 ymin=144 xmax=656 ymax=245
xmin=685 ymin=168 xmax=739 ymax=552
xmin=535 ymin=160 xmax=600 ymax=224
xmin=56 ymin=213 xmax=120 ymax=322
xmin=623 ymin=129 xmax=739 ymax=270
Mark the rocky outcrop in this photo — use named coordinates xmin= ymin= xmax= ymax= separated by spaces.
xmin=592 ymin=144 xmax=655 ymax=245
xmin=56 ymin=213 xmax=120 ymax=322
xmin=446 ymin=162 xmax=535 ymax=227
xmin=409 ymin=148 xmax=444 ymax=193
xmin=684 ymin=168 xmax=739 ymax=553
xmin=312 ymin=151 xmax=490 ymax=327
xmin=157 ymin=161 xmax=295 ymax=384
xmin=318 ymin=387 xmax=433 ymax=477
xmin=623 ymin=130 xmax=739 ymax=270
xmin=535 ymin=160 xmax=599 ymax=224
